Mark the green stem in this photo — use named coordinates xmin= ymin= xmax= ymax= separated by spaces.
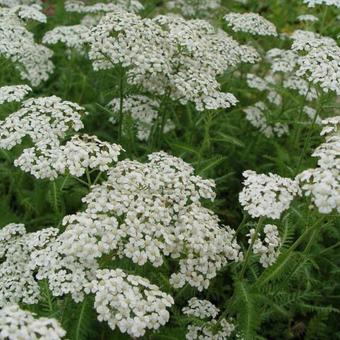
xmin=257 ymin=216 xmax=325 ymax=286
xmin=296 ymin=100 xmax=321 ymax=174
xmin=118 ymin=68 xmax=125 ymax=143
xmin=85 ymin=168 xmax=92 ymax=187
xmin=239 ymin=217 xmax=264 ymax=279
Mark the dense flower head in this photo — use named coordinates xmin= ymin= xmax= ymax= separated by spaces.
xmin=65 ymin=0 xmax=144 ymax=13
xmin=88 ymin=9 xmax=259 ymax=111
xmin=239 ymin=170 xmax=301 ymax=219
xmin=0 ymin=304 xmax=66 ymax=340
xmin=81 ymin=151 xmax=242 ymax=291
xmin=224 ymin=12 xmax=277 ymax=36
xmin=59 ymin=134 xmax=123 ymax=177
xmin=108 ymin=95 xmax=174 ymax=141
xmin=0 ymin=0 xmax=42 ymax=6
xmin=43 ymin=25 xmax=91 ymax=52
xmin=291 ymin=30 xmax=340 ymax=95
xmin=243 ymin=101 xmax=288 ymax=138
xmin=0 ymin=10 xmax=54 ymax=86
xmin=4 ymin=4 xmax=47 ymax=22
xmin=84 ymin=269 xmax=174 ymax=338
xmin=182 ymin=297 xmax=220 ymax=319
xmin=297 ymin=116 xmax=340 ymax=214
xmin=0 ymin=85 xmax=32 ymax=105
xmin=166 ymin=0 xmax=221 ymax=18
xmin=248 ymin=224 xmax=281 ymax=267
xmin=0 ymin=96 xmax=87 ymax=179
xmin=183 ymin=298 xmax=235 ymax=339
xmin=31 ymin=212 xmax=119 ymax=302
xmin=0 ymin=223 xmax=58 ymax=307
xmin=267 ymin=31 xmax=340 ymax=96
xmin=303 ymin=0 xmax=340 ymax=7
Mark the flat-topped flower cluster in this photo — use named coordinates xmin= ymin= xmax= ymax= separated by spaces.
xmin=87 ymin=8 xmax=259 ymax=111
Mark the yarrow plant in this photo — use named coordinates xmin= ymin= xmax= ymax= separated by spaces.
xmin=182 ymin=298 xmax=235 ymax=339
xmin=297 ymin=116 xmax=340 ymax=213
xmin=0 ymin=85 xmax=32 ymax=104
xmin=239 ymin=170 xmax=301 ymax=219
xmin=0 ymin=0 xmax=339 ymax=339
xmin=248 ymin=224 xmax=281 ymax=268
xmin=0 ymin=304 xmax=66 ymax=340
xmin=108 ymin=95 xmax=174 ymax=141
xmin=87 ymin=8 xmax=259 ymax=111
xmin=0 ymin=6 xmax=53 ymax=86
xmin=224 ymin=12 xmax=277 ymax=36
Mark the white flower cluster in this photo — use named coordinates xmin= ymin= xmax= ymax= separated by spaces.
xmin=88 ymin=9 xmax=259 ymax=111
xmin=297 ymin=14 xmax=319 ymax=22
xmin=239 ymin=170 xmax=301 ymax=219
xmin=297 ymin=116 xmax=340 ymax=214
xmin=6 ymin=4 xmax=47 ymax=23
xmin=182 ymin=297 xmax=220 ymax=319
xmin=0 ymin=0 xmax=41 ymax=6
xmin=283 ymin=75 xmax=318 ymax=101
xmin=108 ymin=95 xmax=174 ymax=141
xmin=166 ymin=0 xmax=221 ymax=18
xmin=183 ymin=299 xmax=235 ymax=340
xmin=0 ymin=96 xmax=87 ymax=179
xmin=266 ymin=49 xmax=320 ymax=102
xmin=243 ymin=101 xmax=288 ymax=138
xmin=303 ymin=0 xmax=340 ymax=7
xmin=0 ymin=304 xmax=66 ymax=340
xmin=43 ymin=25 xmax=91 ymax=52
xmin=81 ymin=151 xmax=243 ymax=290
xmin=303 ymin=106 xmax=322 ymax=125
xmin=65 ymin=0 xmax=144 ymax=13
xmin=248 ymin=224 xmax=281 ymax=268
xmin=59 ymin=134 xmax=122 ymax=177
xmin=224 ymin=12 xmax=277 ymax=36
xmin=84 ymin=269 xmax=174 ymax=338
xmin=291 ymin=30 xmax=340 ymax=95
xmin=0 ymin=218 xmax=173 ymax=336
xmin=30 ymin=212 xmax=120 ymax=302
xmin=0 ymin=85 xmax=32 ymax=105
xmin=0 ymin=223 xmax=58 ymax=307
xmin=267 ymin=31 xmax=340 ymax=96
xmin=0 ymin=9 xmax=53 ymax=86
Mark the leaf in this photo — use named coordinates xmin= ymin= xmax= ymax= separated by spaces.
xmin=213 ymin=132 xmax=245 ymax=148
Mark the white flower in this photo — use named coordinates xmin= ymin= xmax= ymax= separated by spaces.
xmin=88 ymin=10 xmax=259 ymax=111
xmin=0 ymin=85 xmax=32 ymax=105
xmin=182 ymin=297 xmax=220 ymax=319
xmin=297 ymin=116 xmax=340 ymax=214
xmin=108 ymin=95 xmax=174 ymax=141
xmin=59 ymin=134 xmax=122 ymax=177
xmin=43 ymin=25 xmax=91 ymax=52
xmin=65 ymin=0 xmax=144 ymax=13
xmin=239 ymin=170 xmax=301 ymax=219
xmin=224 ymin=12 xmax=277 ymax=36
xmin=303 ymin=106 xmax=322 ymax=125
xmin=0 ymin=304 xmax=66 ymax=340
xmin=243 ymin=101 xmax=288 ymax=138
xmin=0 ymin=9 xmax=54 ymax=86
xmin=0 ymin=223 xmax=58 ymax=307
xmin=85 ymin=269 xmax=174 ymax=338
xmin=166 ymin=0 xmax=221 ymax=18
xmin=183 ymin=298 xmax=235 ymax=340
xmin=82 ymin=151 xmax=242 ymax=291
xmin=297 ymin=14 xmax=319 ymax=22
xmin=303 ymin=0 xmax=340 ymax=7
xmin=248 ymin=224 xmax=281 ymax=267
xmin=0 ymin=96 xmax=87 ymax=179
